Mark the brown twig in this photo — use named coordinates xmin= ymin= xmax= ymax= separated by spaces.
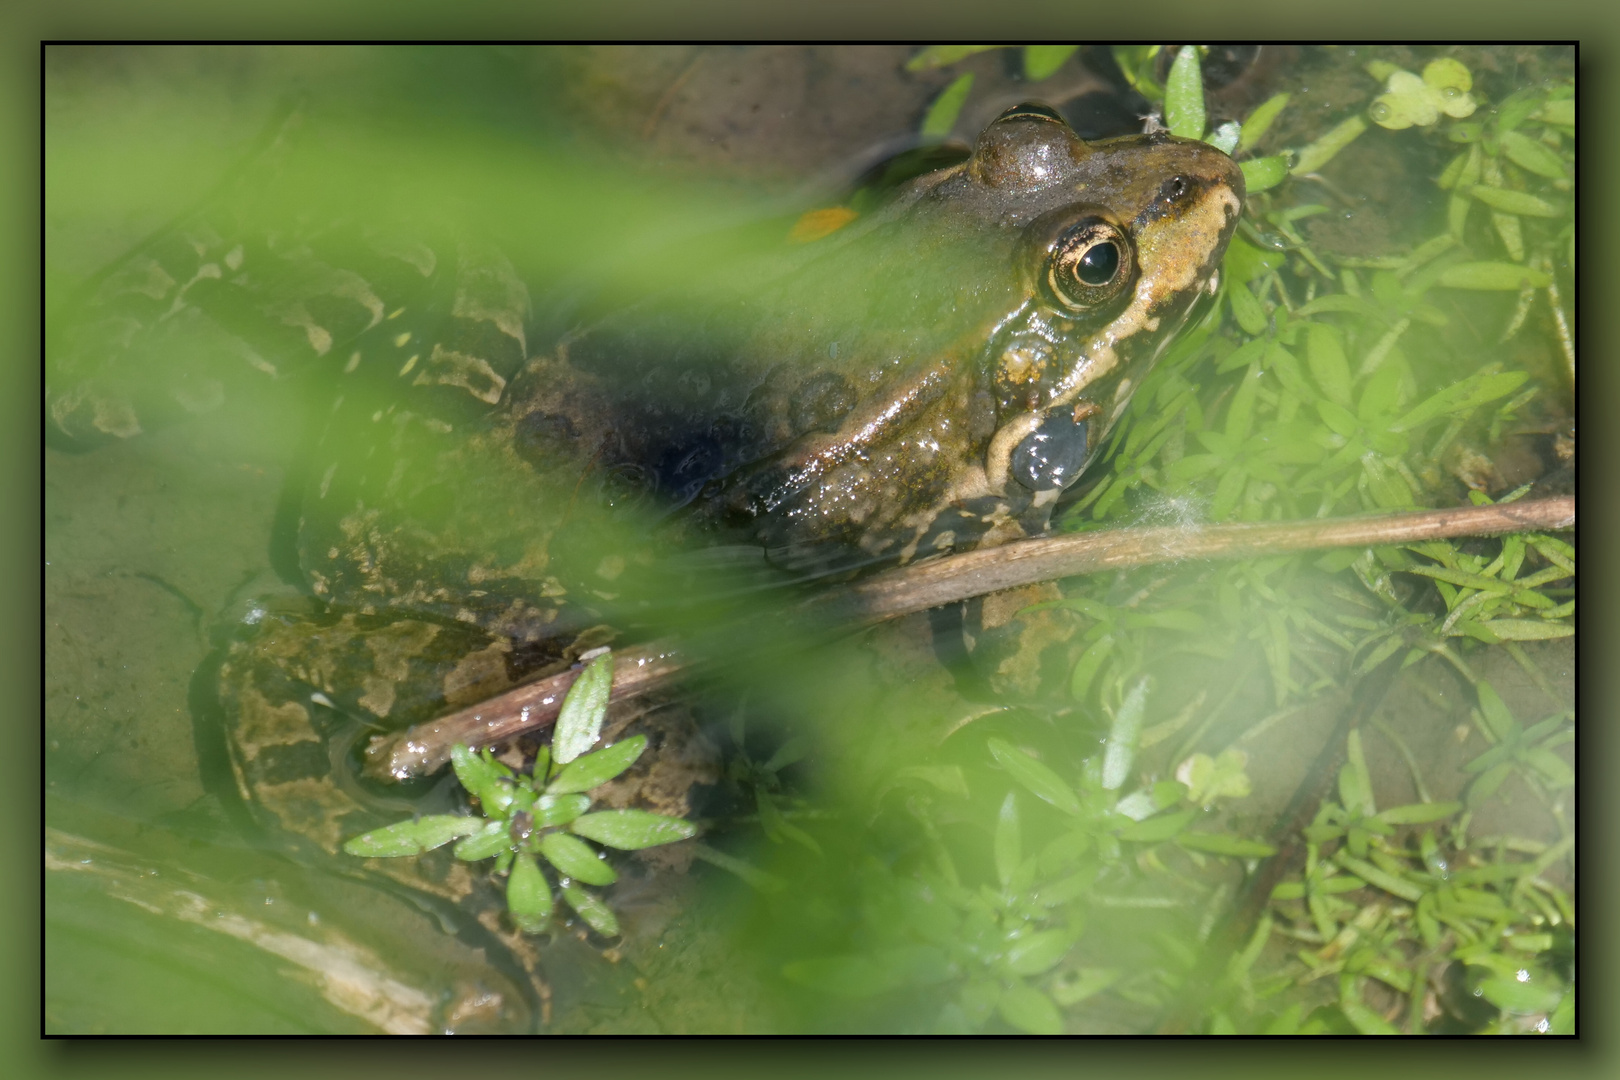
xmin=364 ymin=496 xmax=1573 ymax=781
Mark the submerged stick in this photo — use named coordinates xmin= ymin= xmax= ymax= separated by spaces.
xmin=365 ymin=495 xmax=1573 ymax=780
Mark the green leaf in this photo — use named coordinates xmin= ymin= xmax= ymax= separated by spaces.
xmin=921 ymin=73 xmax=975 ymax=140
xmin=1291 ymin=114 xmax=1367 ymax=174
xmin=994 ymin=791 xmax=1021 ymax=889
xmin=1498 ymin=130 xmax=1567 ymax=180
xmin=1524 ymin=748 xmax=1574 ymax=788
xmin=560 ymin=882 xmax=620 ymax=937
xmin=1370 ymin=71 xmax=1440 ymax=130
xmin=546 ymin=733 xmax=646 ymax=795
xmin=1549 ymin=990 xmax=1574 ymax=1034
xmin=906 ymin=45 xmax=1002 ymax=71
xmin=892 ymin=765 xmax=971 ymax=799
xmin=539 ymin=831 xmax=617 ymax=886
xmin=1239 ymin=155 xmax=1290 ymax=194
xmin=1342 ymin=729 xmax=1377 ymax=816
xmin=762 ymin=735 xmax=813 ymax=774
xmin=506 ymin=853 xmax=553 ymax=933
xmin=452 ymin=819 xmax=512 ymax=862
xmin=1535 ymin=98 xmax=1574 ymax=127
xmin=1375 ymin=801 xmax=1462 ymax=826
xmin=1005 ymin=930 xmax=1074 ymax=976
xmin=1239 ymin=92 xmax=1290 ymax=150
xmin=1474 ymin=680 xmax=1516 ymax=742
xmin=1023 ymin=45 xmax=1078 ymax=81
xmin=1101 ymin=677 xmax=1149 ymax=791
xmin=552 ymin=651 xmax=614 ymax=765
xmin=343 ymin=814 xmax=485 ymax=859
xmin=1175 ymin=832 xmax=1276 ymax=857
xmin=1477 ymin=618 xmax=1572 ymax=641
xmin=450 ymin=744 xmax=509 ymax=811
xmin=1389 ymin=370 xmax=1527 ymax=431
xmin=570 ymin=809 xmax=697 ymax=850
xmin=533 ymin=792 xmax=590 ymax=828
xmin=1223 ymin=236 xmax=1286 ymax=285
xmin=1164 ymin=46 xmax=1206 ymax=139
xmin=1206 ymin=120 xmax=1240 ymax=156
xmin=1469 ymin=186 xmax=1561 ymax=218
xmin=1120 ymin=808 xmax=1196 ymax=843
xmin=782 ymin=955 xmax=899 ymax=998
xmin=988 ymin=738 xmax=1082 ymax=816
xmin=1340 ymin=997 xmax=1399 ymax=1035
xmin=1227 ymin=279 xmax=1268 ymax=334
xmin=1478 ymin=976 xmax=1562 ymax=1015
xmin=1306 ymin=323 xmax=1353 ymax=408
xmin=998 ymin=982 xmax=1064 ymax=1035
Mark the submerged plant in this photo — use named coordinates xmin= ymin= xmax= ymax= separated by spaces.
xmin=342 ymin=651 xmax=697 ymax=937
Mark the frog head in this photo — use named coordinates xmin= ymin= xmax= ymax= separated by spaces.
xmin=705 ymin=103 xmax=1245 ymax=568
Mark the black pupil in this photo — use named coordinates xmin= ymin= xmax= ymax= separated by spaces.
xmin=1075 ymin=241 xmax=1119 ymax=286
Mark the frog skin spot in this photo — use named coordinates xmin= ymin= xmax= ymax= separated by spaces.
xmin=277 ymin=301 xmax=335 ymax=356
xmin=442 ymin=639 xmax=517 ymax=708
xmin=255 ymin=775 xmax=370 ymax=854
xmin=413 ymin=345 xmax=509 ymax=405
xmin=364 ymin=620 xmax=443 ymax=685
xmin=231 ymin=685 xmax=322 ymax=763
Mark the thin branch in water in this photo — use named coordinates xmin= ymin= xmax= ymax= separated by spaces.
xmin=365 ymin=496 xmax=1573 ymax=781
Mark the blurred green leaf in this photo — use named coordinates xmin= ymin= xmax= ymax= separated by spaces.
xmin=1470 ymin=187 xmax=1561 ymax=218
xmin=998 ymin=982 xmax=1064 ymax=1034
xmin=994 ymin=791 xmax=1022 ymax=888
xmin=1498 ymin=130 xmax=1567 ymax=179
xmin=921 ymin=73 xmax=975 ymax=140
xmin=1175 ymin=832 xmax=1276 ymax=857
xmin=1005 ymin=930 xmax=1074 ymax=976
xmin=1023 ymin=45 xmax=1079 ymax=81
xmin=1535 ymin=98 xmax=1574 ymax=126
xmin=1389 ymin=370 xmax=1527 ymax=430
xmin=989 ymin=738 xmax=1082 ymax=816
xmin=1374 ymin=801 xmax=1462 ymax=826
xmin=1101 ymin=678 xmax=1150 ymax=790
xmin=1477 ymin=619 xmax=1572 ymax=641
xmin=906 ymin=45 xmax=1002 ymax=71
xmin=1479 ymin=976 xmax=1562 ymax=1015
xmin=1120 ymin=808 xmax=1196 ymax=842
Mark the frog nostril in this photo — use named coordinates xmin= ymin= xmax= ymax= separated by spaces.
xmin=1010 ymin=408 xmax=1091 ymax=492
xmin=1160 ymin=176 xmax=1190 ymax=202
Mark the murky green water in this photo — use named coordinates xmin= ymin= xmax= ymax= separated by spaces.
xmin=46 ymin=46 xmax=1574 ymax=1034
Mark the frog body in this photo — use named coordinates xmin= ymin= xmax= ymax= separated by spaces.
xmin=94 ymin=103 xmax=1242 ymax=1027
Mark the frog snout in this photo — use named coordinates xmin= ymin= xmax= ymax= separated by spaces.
xmin=1009 ymin=405 xmax=1091 ymax=492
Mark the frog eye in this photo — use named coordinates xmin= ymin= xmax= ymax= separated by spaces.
xmin=1046 ymin=219 xmax=1135 ymax=312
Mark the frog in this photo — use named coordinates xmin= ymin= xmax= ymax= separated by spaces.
xmin=79 ymin=101 xmax=1243 ymax=1030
